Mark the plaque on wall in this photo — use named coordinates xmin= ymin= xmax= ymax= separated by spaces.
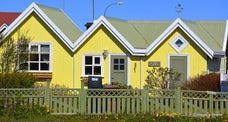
xmin=148 ymin=61 xmax=160 ymax=67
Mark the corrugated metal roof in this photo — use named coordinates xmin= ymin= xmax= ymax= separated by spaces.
xmin=37 ymin=4 xmax=82 ymax=43
xmin=106 ymin=17 xmax=172 ymax=49
xmin=183 ymin=20 xmax=226 ymax=51
xmin=106 ymin=17 xmax=226 ymax=51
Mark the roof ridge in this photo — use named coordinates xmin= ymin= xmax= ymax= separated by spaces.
xmin=36 ymin=3 xmax=61 ymax=11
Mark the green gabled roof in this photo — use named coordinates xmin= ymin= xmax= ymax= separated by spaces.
xmin=106 ymin=17 xmax=171 ymax=49
xmin=37 ymin=4 xmax=82 ymax=43
xmin=106 ymin=17 xmax=226 ymax=52
xmin=183 ymin=20 xmax=226 ymax=52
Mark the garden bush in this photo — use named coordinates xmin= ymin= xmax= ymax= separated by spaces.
xmin=0 ymin=72 xmax=36 ymax=88
xmin=181 ymin=73 xmax=220 ymax=91
xmin=144 ymin=67 xmax=181 ymax=90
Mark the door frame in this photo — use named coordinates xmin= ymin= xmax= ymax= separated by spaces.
xmin=168 ymin=54 xmax=190 ymax=81
xmin=108 ymin=54 xmax=130 ymax=85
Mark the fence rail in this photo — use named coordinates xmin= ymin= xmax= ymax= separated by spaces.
xmin=0 ymin=86 xmax=228 ymax=116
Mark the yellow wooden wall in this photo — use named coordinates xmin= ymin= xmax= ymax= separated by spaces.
xmin=140 ymin=28 xmax=207 ymax=87
xmin=74 ymin=26 xmax=208 ymax=89
xmin=3 ymin=12 xmax=74 ymax=87
xmin=1 ymin=13 xmax=210 ymax=89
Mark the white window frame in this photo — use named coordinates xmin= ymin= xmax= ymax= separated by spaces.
xmin=170 ymin=34 xmax=189 ymax=53
xmin=82 ymin=54 xmax=104 ymax=77
xmin=19 ymin=42 xmax=52 ymax=72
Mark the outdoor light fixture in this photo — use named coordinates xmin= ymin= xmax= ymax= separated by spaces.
xmin=104 ymin=1 xmax=123 ymax=16
xmin=103 ymin=48 xmax=108 ymax=58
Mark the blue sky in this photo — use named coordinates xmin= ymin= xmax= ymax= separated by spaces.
xmin=1 ymin=0 xmax=227 ymax=31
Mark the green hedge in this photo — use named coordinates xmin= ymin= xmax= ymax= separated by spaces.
xmin=0 ymin=73 xmax=36 ymax=88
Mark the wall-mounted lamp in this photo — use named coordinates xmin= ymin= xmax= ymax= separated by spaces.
xmin=103 ymin=48 xmax=108 ymax=58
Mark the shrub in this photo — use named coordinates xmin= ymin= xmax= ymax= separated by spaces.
xmin=12 ymin=103 xmax=50 ymax=119
xmin=181 ymin=73 xmax=220 ymax=91
xmin=0 ymin=72 xmax=36 ymax=88
xmin=144 ymin=67 xmax=181 ymax=90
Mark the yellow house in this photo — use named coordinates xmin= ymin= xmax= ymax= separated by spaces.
xmin=0 ymin=3 xmax=82 ymax=87
xmin=1 ymin=3 xmax=228 ymax=89
xmin=73 ymin=16 xmax=228 ymax=89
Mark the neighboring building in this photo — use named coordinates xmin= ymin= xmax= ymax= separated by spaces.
xmin=0 ymin=12 xmax=21 ymax=33
xmin=1 ymin=3 xmax=227 ymax=88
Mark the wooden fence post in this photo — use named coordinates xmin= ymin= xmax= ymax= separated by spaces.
xmin=142 ymin=87 xmax=148 ymax=114
xmin=45 ymin=79 xmax=51 ymax=107
xmin=176 ymin=87 xmax=182 ymax=114
xmin=80 ymin=80 xmax=86 ymax=114
xmin=209 ymin=93 xmax=213 ymax=115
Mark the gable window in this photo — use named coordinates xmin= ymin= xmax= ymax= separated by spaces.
xmin=83 ymin=55 xmax=103 ymax=76
xmin=170 ymin=34 xmax=188 ymax=53
xmin=19 ymin=43 xmax=51 ymax=72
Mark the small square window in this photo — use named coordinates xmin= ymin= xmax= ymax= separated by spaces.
xmin=83 ymin=55 xmax=103 ymax=76
xmin=175 ymin=39 xmax=183 ymax=47
xmin=170 ymin=34 xmax=188 ymax=53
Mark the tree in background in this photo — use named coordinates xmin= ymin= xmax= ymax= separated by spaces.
xmin=0 ymin=32 xmax=31 ymax=73
xmin=0 ymin=32 xmax=36 ymax=88
xmin=144 ymin=67 xmax=181 ymax=90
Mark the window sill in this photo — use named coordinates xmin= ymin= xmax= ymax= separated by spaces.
xmin=33 ymin=73 xmax=52 ymax=79
xmin=81 ymin=75 xmax=104 ymax=78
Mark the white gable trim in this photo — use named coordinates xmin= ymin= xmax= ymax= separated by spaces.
xmin=223 ymin=20 xmax=228 ymax=52
xmin=0 ymin=24 xmax=8 ymax=33
xmin=146 ymin=18 xmax=214 ymax=59
xmin=1 ymin=2 xmax=74 ymax=50
xmin=73 ymin=16 xmax=146 ymax=56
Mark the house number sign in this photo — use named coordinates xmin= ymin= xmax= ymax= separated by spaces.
xmin=148 ymin=61 xmax=160 ymax=67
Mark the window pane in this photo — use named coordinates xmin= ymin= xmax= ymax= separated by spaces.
xmin=85 ymin=66 xmax=92 ymax=75
xmin=120 ymin=65 xmax=124 ymax=70
xmin=94 ymin=66 xmax=101 ymax=75
xmin=41 ymin=45 xmax=50 ymax=52
xmin=30 ymin=54 xmax=39 ymax=61
xmin=41 ymin=54 xmax=49 ymax=61
xmin=85 ymin=56 xmax=92 ymax=65
xmin=120 ymin=59 xmax=124 ymax=64
xmin=95 ymin=57 xmax=100 ymax=64
xmin=41 ymin=63 xmax=49 ymax=70
xmin=30 ymin=63 xmax=39 ymax=70
xmin=114 ymin=59 xmax=118 ymax=64
xmin=114 ymin=65 xmax=118 ymax=70
xmin=19 ymin=63 xmax=28 ymax=70
xmin=19 ymin=54 xmax=28 ymax=62
xmin=31 ymin=45 xmax=38 ymax=52
xmin=175 ymin=39 xmax=183 ymax=47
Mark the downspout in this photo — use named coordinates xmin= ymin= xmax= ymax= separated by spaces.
xmin=140 ymin=56 xmax=142 ymax=89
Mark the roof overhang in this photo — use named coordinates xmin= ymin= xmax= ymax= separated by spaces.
xmin=222 ymin=20 xmax=228 ymax=52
